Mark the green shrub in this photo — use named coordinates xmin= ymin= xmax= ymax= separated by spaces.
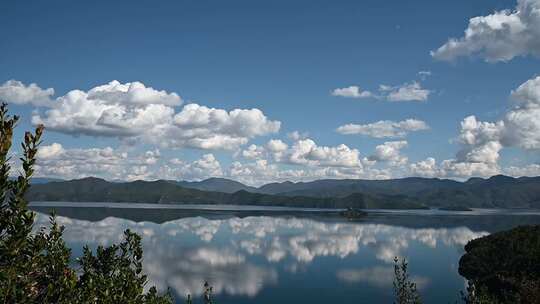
xmin=393 ymin=257 xmax=422 ymax=304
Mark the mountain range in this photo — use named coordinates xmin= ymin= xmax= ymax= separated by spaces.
xmin=26 ymin=175 xmax=540 ymax=209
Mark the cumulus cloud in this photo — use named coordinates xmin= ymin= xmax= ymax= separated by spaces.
xmin=34 ymin=143 xmax=225 ymax=182
xmin=409 ymin=157 xmax=501 ymax=179
xmin=88 ymin=80 xmax=183 ymax=106
xmin=286 ymin=131 xmax=309 ymax=141
xmin=30 ymin=80 xmax=280 ymax=150
xmin=331 ymin=86 xmax=374 ymax=98
xmin=0 ymin=80 xmax=54 ymax=106
xmin=231 ymin=136 xmax=413 ymax=185
xmin=332 ymin=81 xmax=430 ymax=102
xmin=385 ymin=82 xmax=430 ymax=102
xmin=336 ymin=119 xmax=429 ymax=138
xmin=431 ymin=0 xmax=540 ymax=62
xmin=160 ymin=154 xmax=224 ymax=181
xmin=504 ymin=76 xmax=540 ymax=150
xmin=409 ymin=157 xmax=440 ymax=178
xmin=287 ymin=139 xmax=364 ymax=168
xmin=369 ymin=141 xmax=408 ymax=166
xmin=503 ymin=164 xmax=540 ymax=177
xmin=241 ymin=144 xmax=266 ymax=160
xmin=408 ymin=115 xmax=504 ymax=179
xmin=409 ymin=75 xmax=540 ymax=179
xmin=35 ymin=143 xmax=160 ymax=181
xmin=227 ymin=160 xmax=290 ymax=186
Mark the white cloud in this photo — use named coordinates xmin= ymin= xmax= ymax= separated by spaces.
xmin=87 ymin=80 xmax=183 ymax=106
xmin=504 ymin=164 xmax=540 ymax=177
xmin=35 ymin=143 xmax=160 ymax=181
xmin=287 ymin=139 xmax=364 ymax=168
xmin=456 ymin=115 xmax=504 ymax=164
xmin=332 ymin=81 xmax=430 ymax=102
xmin=504 ymin=76 xmax=540 ymax=150
xmin=369 ymin=141 xmax=408 ymax=166
xmin=0 ymin=80 xmax=54 ymax=106
xmin=229 ymin=137 xmax=411 ymax=185
xmin=286 ymin=131 xmax=309 ymax=141
xmin=431 ymin=0 xmax=540 ymax=62
xmin=266 ymin=139 xmax=287 ymax=152
xmin=30 ymin=81 xmax=280 ymax=150
xmin=266 ymin=139 xmax=288 ymax=162
xmin=331 ymin=86 xmax=374 ymax=98
xmin=409 ymin=157 xmax=440 ymax=178
xmin=409 ymin=157 xmax=501 ymax=179
xmin=440 ymin=160 xmax=500 ymax=178
xmin=228 ymin=159 xmax=386 ymax=186
xmin=35 ymin=143 xmax=226 ymax=182
xmin=239 ymin=139 xmax=288 ymax=162
xmin=336 ymin=119 xmax=429 ymax=138
xmin=241 ymin=144 xmax=266 ymax=160
xmin=409 ymin=75 xmax=540 ymax=179
xmin=160 ymin=154 xmax=223 ymax=181
xmin=386 ymin=82 xmax=430 ymax=102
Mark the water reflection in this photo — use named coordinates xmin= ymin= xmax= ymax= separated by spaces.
xmin=336 ymin=266 xmax=430 ymax=290
xmin=33 ymin=213 xmax=490 ymax=302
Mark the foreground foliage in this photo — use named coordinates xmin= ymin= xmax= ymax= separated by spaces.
xmin=0 ymin=103 xmax=172 ymax=303
xmin=393 ymin=257 xmax=422 ymax=304
xmin=459 ymin=225 xmax=540 ymax=304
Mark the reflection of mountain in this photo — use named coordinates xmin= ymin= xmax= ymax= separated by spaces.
xmin=33 ymin=213 xmax=489 ymax=300
xmin=30 ymin=204 xmax=540 ymax=233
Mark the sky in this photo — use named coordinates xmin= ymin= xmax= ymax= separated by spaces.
xmin=1 ymin=0 xmax=539 ymax=185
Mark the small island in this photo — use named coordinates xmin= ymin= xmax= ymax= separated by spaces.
xmin=339 ymin=207 xmax=368 ymax=219
xmin=439 ymin=206 xmax=473 ymax=211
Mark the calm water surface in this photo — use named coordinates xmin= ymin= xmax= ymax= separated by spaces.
xmin=30 ymin=203 xmax=540 ymax=304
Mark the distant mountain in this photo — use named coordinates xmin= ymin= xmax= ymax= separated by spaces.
xmin=256 ymin=176 xmax=540 ymax=208
xmin=416 ymin=175 xmax=540 ymax=208
xmin=25 ymin=177 xmax=426 ymax=209
xmin=9 ymin=177 xmax=64 ymax=184
xmin=256 ymin=177 xmax=462 ymax=197
xmin=173 ymin=177 xmax=258 ymax=193
xmin=26 ymin=175 xmax=540 ymax=209
xmin=31 ymin=178 xmax=64 ymax=184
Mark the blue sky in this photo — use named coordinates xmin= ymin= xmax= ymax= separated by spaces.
xmin=1 ymin=0 xmax=539 ymax=185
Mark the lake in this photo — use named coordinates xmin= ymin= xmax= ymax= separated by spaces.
xmin=29 ymin=202 xmax=540 ymax=303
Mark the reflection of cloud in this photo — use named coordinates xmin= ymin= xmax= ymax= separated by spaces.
xmin=33 ymin=214 xmax=277 ymax=298
xmin=370 ymin=236 xmax=409 ymax=263
xmin=337 ymin=267 xmax=430 ymax=290
xmin=173 ymin=217 xmax=222 ymax=242
xmin=229 ymin=218 xmax=488 ymax=264
xmin=147 ymin=246 xmax=277 ymax=297
xmin=32 ymin=212 xmax=489 ymax=299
